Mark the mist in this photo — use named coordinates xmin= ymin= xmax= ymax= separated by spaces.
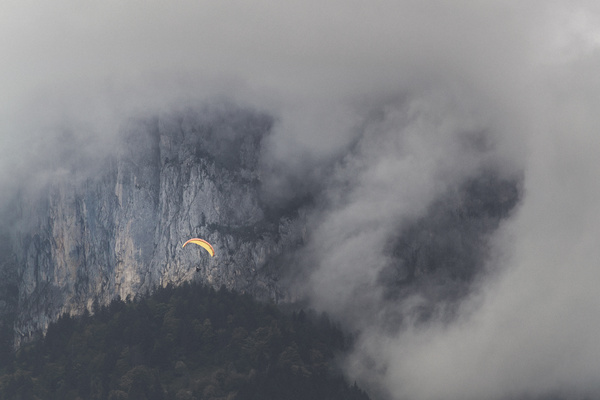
xmin=3 ymin=1 xmax=600 ymax=399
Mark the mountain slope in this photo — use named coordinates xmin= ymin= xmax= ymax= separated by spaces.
xmin=0 ymin=282 xmax=370 ymax=400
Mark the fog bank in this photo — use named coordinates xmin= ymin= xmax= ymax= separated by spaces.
xmin=2 ymin=1 xmax=600 ymax=399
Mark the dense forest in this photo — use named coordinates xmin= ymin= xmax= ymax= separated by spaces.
xmin=0 ymin=283 xmax=370 ymax=400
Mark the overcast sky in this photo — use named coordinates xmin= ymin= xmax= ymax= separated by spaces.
xmin=3 ymin=1 xmax=600 ymax=399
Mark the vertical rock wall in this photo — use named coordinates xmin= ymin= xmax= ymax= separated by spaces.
xmin=6 ymin=106 xmax=305 ymax=346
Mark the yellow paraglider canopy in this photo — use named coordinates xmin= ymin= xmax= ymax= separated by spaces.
xmin=182 ymin=238 xmax=215 ymax=257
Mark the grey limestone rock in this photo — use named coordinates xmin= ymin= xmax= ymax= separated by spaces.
xmin=3 ymin=105 xmax=305 ymax=346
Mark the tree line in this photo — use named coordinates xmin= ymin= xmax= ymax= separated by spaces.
xmin=0 ymin=282 xmax=370 ymax=400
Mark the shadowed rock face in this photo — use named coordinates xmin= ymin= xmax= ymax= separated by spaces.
xmin=376 ymin=171 xmax=521 ymax=327
xmin=387 ymin=173 xmax=520 ymax=285
xmin=3 ymin=105 xmax=306 ymax=346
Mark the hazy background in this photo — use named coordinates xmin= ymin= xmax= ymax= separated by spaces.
xmin=3 ymin=1 xmax=600 ymax=399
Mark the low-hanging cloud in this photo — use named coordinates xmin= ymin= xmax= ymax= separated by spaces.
xmin=2 ymin=1 xmax=600 ymax=399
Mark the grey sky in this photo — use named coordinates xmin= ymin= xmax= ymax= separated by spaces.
xmin=2 ymin=1 xmax=600 ymax=399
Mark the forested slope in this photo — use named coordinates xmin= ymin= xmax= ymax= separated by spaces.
xmin=0 ymin=282 xmax=369 ymax=400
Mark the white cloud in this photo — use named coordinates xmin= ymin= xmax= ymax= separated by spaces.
xmin=2 ymin=1 xmax=600 ymax=399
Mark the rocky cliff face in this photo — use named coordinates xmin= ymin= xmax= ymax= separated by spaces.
xmin=3 ymin=105 xmax=306 ymax=346
xmin=0 ymin=104 xmax=522 ymax=351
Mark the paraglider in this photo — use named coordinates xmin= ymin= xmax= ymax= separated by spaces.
xmin=183 ymin=238 xmax=215 ymax=272
xmin=182 ymin=238 xmax=215 ymax=257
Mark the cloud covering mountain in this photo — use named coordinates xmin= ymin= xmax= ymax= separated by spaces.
xmin=2 ymin=1 xmax=600 ymax=399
